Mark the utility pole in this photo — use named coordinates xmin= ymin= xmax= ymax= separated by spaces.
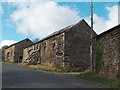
xmin=90 ymin=0 xmax=93 ymax=72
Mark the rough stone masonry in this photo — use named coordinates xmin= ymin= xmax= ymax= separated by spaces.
xmin=4 ymin=38 xmax=33 ymax=63
xmin=23 ymin=19 xmax=97 ymax=71
xmin=96 ymin=24 xmax=120 ymax=77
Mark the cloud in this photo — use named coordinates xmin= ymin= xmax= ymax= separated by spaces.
xmin=10 ymin=1 xmax=119 ymax=38
xmin=0 ymin=5 xmax=3 ymax=15
xmin=85 ymin=5 xmax=119 ymax=34
xmin=2 ymin=0 xmax=119 ymax=2
xmin=0 ymin=40 xmax=17 ymax=48
xmin=105 ymin=5 xmax=118 ymax=29
xmin=2 ymin=0 xmax=43 ymax=3
xmin=10 ymin=1 xmax=80 ymax=39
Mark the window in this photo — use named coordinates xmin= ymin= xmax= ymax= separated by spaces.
xmin=26 ymin=39 xmax=29 ymax=42
xmin=53 ymin=42 xmax=56 ymax=49
xmin=7 ymin=52 xmax=10 ymax=56
xmin=44 ymin=42 xmax=46 ymax=51
xmin=56 ymin=52 xmax=63 ymax=56
xmin=55 ymin=51 xmax=63 ymax=58
xmin=19 ymin=56 xmax=23 ymax=59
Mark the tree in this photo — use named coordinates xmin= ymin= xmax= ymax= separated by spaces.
xmin=32 ymin=38 xmax=39 ymax=43
xmin=0 ymin=45 xmax=9 ymax=62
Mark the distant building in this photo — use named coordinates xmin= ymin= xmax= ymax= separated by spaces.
xmin=23 ymin=19 xmax=97 ymax=70
xmin=96 ymin=24 xmax=120 ymax=77
xmin=4 ymin=38 xmax=33 ymax=63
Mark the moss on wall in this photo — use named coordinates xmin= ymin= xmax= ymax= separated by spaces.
xmin=95 ymin=41 xmax=103 ymax=73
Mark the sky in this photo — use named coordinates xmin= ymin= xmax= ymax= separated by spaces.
xmin=0 ymin=0 xmax=119 ymax=48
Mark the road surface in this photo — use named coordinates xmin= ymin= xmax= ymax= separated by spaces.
xmin=2 ymin=63 xmax=98 ymax=88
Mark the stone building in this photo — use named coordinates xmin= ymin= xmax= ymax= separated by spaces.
xmin=23 ymin=19 xmax=97 ymax=70
xmin=4 ymin=38 xmax=33 ymax=63
xmin=96 ymin=24 xmax=120 ymax=77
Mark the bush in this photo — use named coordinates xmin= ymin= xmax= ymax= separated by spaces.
xmin=95 ymin=41 xmax=103 ymax=73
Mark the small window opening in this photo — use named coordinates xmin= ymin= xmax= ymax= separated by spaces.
xmin=44 ymin=43 xmax=46 ymax=51
xmin=53 ymin=42 xmax=56 ymax=49
xmin=20 ymin=56 xmax=23 ymax=59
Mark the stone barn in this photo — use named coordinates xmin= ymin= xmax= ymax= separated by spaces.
xmin=23 ymin=19 xmax=97 ymax=71
xmin=4 ymin=38 xmax=33 ymax=63
xmin=95 ymin=24 xmax=120 ymax=77
xmin=23 ymin=42 xmax=41 ymax=65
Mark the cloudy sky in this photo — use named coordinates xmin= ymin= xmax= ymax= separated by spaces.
xmin=0 ymin=0 xmax=119 ymax=48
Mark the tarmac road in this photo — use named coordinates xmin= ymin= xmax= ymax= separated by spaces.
xmin=2 ymin=63 xmax=98 ymax=88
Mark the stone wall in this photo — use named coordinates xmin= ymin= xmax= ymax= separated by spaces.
xmin=41 ymin=33 xmax=64 ymax=67
xmin=4 ymin=45 xmax=15 ymax=62
xmin=23 ymin=42 xmax=41 ymax=64
xmin=96 ymin=25 xmax=120 ymax=77
xmin=4 ymin=38 xmax=33 ymax=63
xmin=64 ymin=20 xmax=97 ymax=70
xmin=14 ymin=39 xmax=33 ymax=63
xmin=23 ymin=33 xmax=64 ymax=67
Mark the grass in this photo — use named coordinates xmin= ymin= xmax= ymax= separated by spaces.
xmin=2 ymin=61 xmax=17 ymax=64
xmin=16 ymin=63 xmax=80 ymax=73
xmin=76 ymin=72 xmax=119 ymax=88
xmin=3 ymin=62 xmax=119 ymax=88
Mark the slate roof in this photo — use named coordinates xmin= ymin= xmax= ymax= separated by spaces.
xmin=24 ymin=19 xmax=96 ymax=48
xmin=6 ymin=38 xmax=33 ymax=49
xmin=25 ymin=19 xmax=87 ymax=48
xmin=96 ymin=24 xmax=120 ymax=38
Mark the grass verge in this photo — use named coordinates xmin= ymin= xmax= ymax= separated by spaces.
xmin=3 ymin=62 xmax=79 ymax=73
xmin=16 ymin=63 xmax=80 ymax=73
xmin=76 ymin=72 xmax=119 ymax=88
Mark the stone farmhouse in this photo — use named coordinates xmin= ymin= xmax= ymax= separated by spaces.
xmin=4 ymin=38 xmax=33 ymax=63
xmin=95 ymin=24 xmax=120 ymax=77
xmin=22 ymin=19 xmax=97 ymax=71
